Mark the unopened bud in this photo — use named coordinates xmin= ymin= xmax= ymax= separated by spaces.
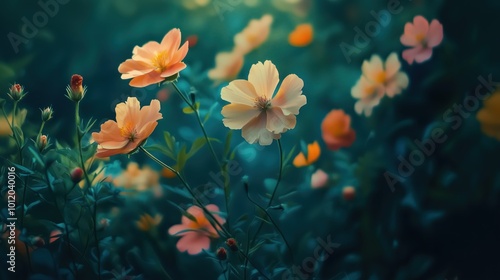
xmin=37 ymin=135 xmax=48 ymax=151
xmin=342 ymin=186 xmax=356 ymax=201
xmin=40 ymin=106 xmax=53 ymax=122
xmin=71 ymin=167 xmax=84 ymax=184
xmin=225 ymin=238 xmax=238 ymax=252
xmin=216 ymin=247 xmax=227 ymax=260
xmin=66 ymin=74 xmax=86 ymax=102
xmin=8 ymin=83 xmax=26 ymax=101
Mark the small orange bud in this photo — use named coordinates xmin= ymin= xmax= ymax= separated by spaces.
xmin=342 ymin=186 xmax=356 ymax=201
xmin=216 ymin=247 xmax=227 ymax=260
xmin=71 ymin=167 xmax=84 ymax=184
xmin=225 ymin=238 xmax=238 ymax=251
xmin=37 ymin=135 xmax=48 ymax=151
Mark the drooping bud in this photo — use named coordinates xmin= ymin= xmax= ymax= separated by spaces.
xmin=40 ymin=106 xmax=53 ymax=122
xmin=66 ymin=74 xmax=86 ymax=102
xmin=342 ymin=186 xmax=356 ymax=201
xmin=7 ymin=83 xmax=26 ymax=101
xmin=216 ymin=247 xmax=227 ymax=261
xmin=70 ymin=167 xmax=84 ymax=184
xmin=225 ymin=238 xmax=238 ymax=252
xmin=37 ymin=135 xmax=48 ymax=151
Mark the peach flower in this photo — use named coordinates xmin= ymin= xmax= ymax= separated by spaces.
xmin=92 ymin=97 xmax=162 ymax=158
xmin=293 ymin=141 xmax=321 ymax=167
xmin=234 ymin=14 xmax=273 ymax=55
xmin=208 ymin=50 xmax=245 ymax=85
xmin=311 ymin=169 xmax=328 ymax=189
xmin=221 ymin=60 xmax=307 ymax=145
xmin=401 ymin=16 xmax=443 ymax=65
xmin=321 ymin=110 xmax=356 ymax=150
xmin=118 ymin=28 xmax=189 ymax=87
xmin=112 ymin=162 xmax=162 ymax=195
xmin=288 ymin=23 xmax=314 ymax=47
xmin=0 ymin=109 xmax=27 ymax=137
xmin=476 ymin=90 xmax=500 ymax=140
xmin=351 ymin=53 xmax=409 ymax=116
xmin=168 ymin=204 xmax=226 ymax=255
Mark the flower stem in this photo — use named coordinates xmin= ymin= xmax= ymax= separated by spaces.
xmin=37 ymin=121 xmax=46 ymax=139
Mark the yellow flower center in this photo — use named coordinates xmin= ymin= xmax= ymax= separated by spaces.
xmin=152 ymin=51 xmax=168 ymax=73
xmin=415 ymin=33 xmax=426 ymax=43
xmin=255 ymin=96 xmax=271 ymax=111
xmin=374 ymin=71 xmax=386 ymax=84
xmin=120 ymin=122 xmax=138 ymax=142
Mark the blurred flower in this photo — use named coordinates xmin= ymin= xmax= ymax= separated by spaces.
xmin=186 ymin=35 xmax=198 ymax=48
xmin=7 ymin=83 xmax=26 ymax=101
xmin=65 ymin=74 xmax=86 ymax=102
xmin=40 ymin=106 xmax=53 ymax=122
xmin=221 ymin=60 xmax=307 ymax=145
xmin=156 ymin=88 xmax=171 ymax=102
xmin=476 ymin=90 xmax=500 ymax=140
xmin=49 ymin=229 xmax=62 ymax=243
xmin=401 ymin=16 xmax=443 ymax=65
xmin=118 ymin=28 xmax=189 ymax=87
xmin=342 ymin=186 xmax=356 ymax=201
xmin=321 ymin=110 xmax=356 ymax=150
xmin=92 ymin=97 xmax=162 ymax=158
xmin=216 ymin=247 xmax=227 ymax=260
xmin=168 ymin=204 xmax=226 ymax=255
xmin=208 ymin=51 xmax=245 ymax=85
xmin=288 ymin=23 xmax=314 ymax=47
xmin=0 ymin=109 xmax=27 ymax=137
xmin=311 ymin=169 xmax=328 ymax=189
xmin=70 ymin=167 xmax=84 ymax=184
xmin=136 ymin=213 xmax=163 ymax=232
xmin=225 ymin=238 xmax=238 ymax=251
xmin=161 ymin=166 xmax=177 ymax=178
xmin=234 ymin=14 xmax=273 ymax=55
xmin=351 ymin=53 xmax=409 ymax=116
xmin=113 ymin=162 xmax=162 ymax=194
xmin=293 ymin=141 xmax=320 ymax=167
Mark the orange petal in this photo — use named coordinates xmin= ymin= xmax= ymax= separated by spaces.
xmin=288 ymin=24 xmax=314 ymax=47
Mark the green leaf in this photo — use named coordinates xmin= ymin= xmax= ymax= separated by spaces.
xmin=182 ymin=102 xmax=200 ymax=114
xmin=163 ymin=131 xmax=176 ymax=153
xmin=223 ymin=130 xmax=233 ymax=159
xmin=203 ymin=102 xmax=219 ymax=124
xmin=28 ymin=146 xmax=45 ymax=168
xmin=282 ymin=145 xmax=297 ymax=168
xmin=176 ymin=145 xmax=188 ymax=172
xmin=248 ymin=240 xmax=266 ymax=255
xmin=187 ymin=137 xmax=221 ymax=158
xmin=147 ymin=144 xmax=176 ymax=160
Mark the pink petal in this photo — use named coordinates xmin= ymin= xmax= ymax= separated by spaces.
xmin=311 ymin=169 xmax=328 ymax=188
xmin=427 ymin=19 xmax=443 ymax=48
xmin=272 ymin=74 xmax=306 ymax=116
xmin=413 ymin=15 xmax=429 ymax=35
xmin=161 ymin=28 xmax=182 ymax=61
xmin=170 ymin=41 xmax=189 ymax=64
xmin=176 ymin=233 xmax=211 ymax=255
xmin=414 ymin=48 xmax=433 ymax=63
xmin=129 ymin=72 xmax=164 ymax=88
xmin=400 ymin=22 xmax=419 ymax=46
xmin=248 ymin=60 xmax=279 ymax=99
xmin=402 ymin=47 xmax=422 ymax=65
xmin=168 ymin=224 xmax=189 ymax=236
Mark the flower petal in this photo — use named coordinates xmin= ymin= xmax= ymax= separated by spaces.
xmin=427 ymin=19 xmax=444 ymax=48
xmin=413 ymin=15 xmax=429 ymax=35
xmin=221 ymin=104 xmax=260 ymax=129
xmin=161 ymin=28 xmax=182 ymax=61
xmin=272 ymin=74 xmax=307 ymax=116
xmin=118 ymin=59 xmax=155 ymax=79
xmin=176 ymin=233 xmax=210 ymax=255
xmin=137 ymin=99 xmax=162 ymax=129
xmin=160 ymin=62 xmax=187 ymax=78
xmin=129 ymin=72 xmax=164 ymax=88
xmin=115 ymin=97 xmax=141 ymax=128
xmin=221 ymin=80 xmax=258 ymax=106
xmin=400 ymin=22 xmax=419 ymax=46
xmin=362 ymin=55 xmax=383 ymax=82
xmin=385 ymin=52 xmax=401 ymax=80
xmin=248 ymin=60 xmax=279 ymax=99
xmin=414 ymin=48 xmax=433 ymax=63
xmin=241 ymin=112 xmax=275 ymax=145
xmin=266 ymin=107 xmax=296 ymax=133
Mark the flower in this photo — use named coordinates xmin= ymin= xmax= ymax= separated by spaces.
xmin=321 ymin=110 xmax=356 ymax=150
xmin=351 ymin=53 xmax=409 ymax=116
xmin=92 ymin=97 xmax=162 ymax=158
xmin=234 ymin=14 xmax=273 ymax=55
xmin=225 ymin=238 xmax=238 ymax=251
xmin=400 ymin=16 xmax=443 ymax=65
xmin=216 ymin=247 xmax=227 ymax=260
xmin=118 ymin=28 xmax=189 ymax=87
xmin=311 ymin=169 xmax=328 ymax=189
xmin=70 ymin=167 xmax=84 ymax=184
xmin=221 ymin=60 xmax=307 ymax=145
xmin=168 ymin=204 xmax=226 ymax=255
xmin=476 ymin=90 xmax=500 ymax=140
xmin=0 ymin=109 xmax=27 ymax=137
xmin=293 ymin=141 xmax=321 ymax=167
xmin=66 ymin=74 xmax=86 ymax=102
xmin=208 ymin=51 xmax=245 ymax=85
xmin=112 ymin=162 xmax=162 ymax=195
xmin=136 ymin=214 xmax=163 ymax=232
xmin=288 ymin=23 xmax=314 ymax=47
xmin=7 ymin=83 xmax=26 ymax=101
xmin=37 ymin=134 xmax=48 ymax=151
xmin=49 ymin=229 xmax=62 ymax=243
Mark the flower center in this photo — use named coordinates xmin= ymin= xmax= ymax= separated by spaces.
xmin=254 ymin=96 xmax=271 ymax=111
xmin=374 ymin=71 xmax=386 ymax=84
xmin=415 ymin=33 xmax=426 ymax=43
xmin=120 ymin=122 xmax=138 ymax=142
xmin=152 ymin=51 xmax=168 ymax=73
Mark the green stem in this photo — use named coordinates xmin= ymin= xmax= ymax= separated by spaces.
xmin=37 ymin=121 xmax=46 ymax=139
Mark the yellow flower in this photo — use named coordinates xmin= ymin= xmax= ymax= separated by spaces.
xmin=477 ymin=90 xmax=500 ymax=140
xmin=136 ymin=213 xmax=163 ymax=232
xmin=0 ymin=109 xmax=27 ymax=137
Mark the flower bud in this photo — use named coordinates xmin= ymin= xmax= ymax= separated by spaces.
xmin=66 ymin=74 xmax=86 ymax=102
xmin=40 ymin=107 xmax=53 ymax=122
xmin=225 ymin=238 xmax=238 ymax=252
xmin=216 ymin=247 xmax=227 ymax=261
xmin=7 ymin=83 xmax=26 ymax=101
xmin=71 ymin=167 xmax=84 ymax=184
xmin=37 ymin=135 xmax=48 ymax=151
xmin=342 ymin=186 xmax=356 ymax=201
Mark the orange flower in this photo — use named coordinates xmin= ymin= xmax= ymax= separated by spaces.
xmin=0 ymin=109 xmax=27 ymax=137
xmin=136 ymin=214 xmax=163 ymax=232
xmin=208 ymin=50 xmax=245 ymax=85
xmin=321 ymin=110 xmax=356 ymax=150
xmin=234 ymin=14 xmax=273 ymax=55
xmin=92 ymin=97 xmax=162 ymax=158
xmin=476 ymin=90 xmax=500 ymax=140
xmin=293 ymin=141 xmax=320 ymax=167
xmin=221 ymin=60 xmax=307 ymax=145
xmin=118 ymin=28 xmax=189 ymax=87
xmin=288 ymin=24 xmax=314 ymax=47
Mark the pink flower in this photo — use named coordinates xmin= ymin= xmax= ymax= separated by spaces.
xmin=118 ymin=28 xmax=189 ymax=87
xmin=311 ymin=169 xmax=328 ymax=189
xmin=400 ymin=16 xmax=443 ymax=65
xmin=221 ymin=60 xmax=307 ymax=145
xmin=168 ymin=205 xmax=226 ymax=255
